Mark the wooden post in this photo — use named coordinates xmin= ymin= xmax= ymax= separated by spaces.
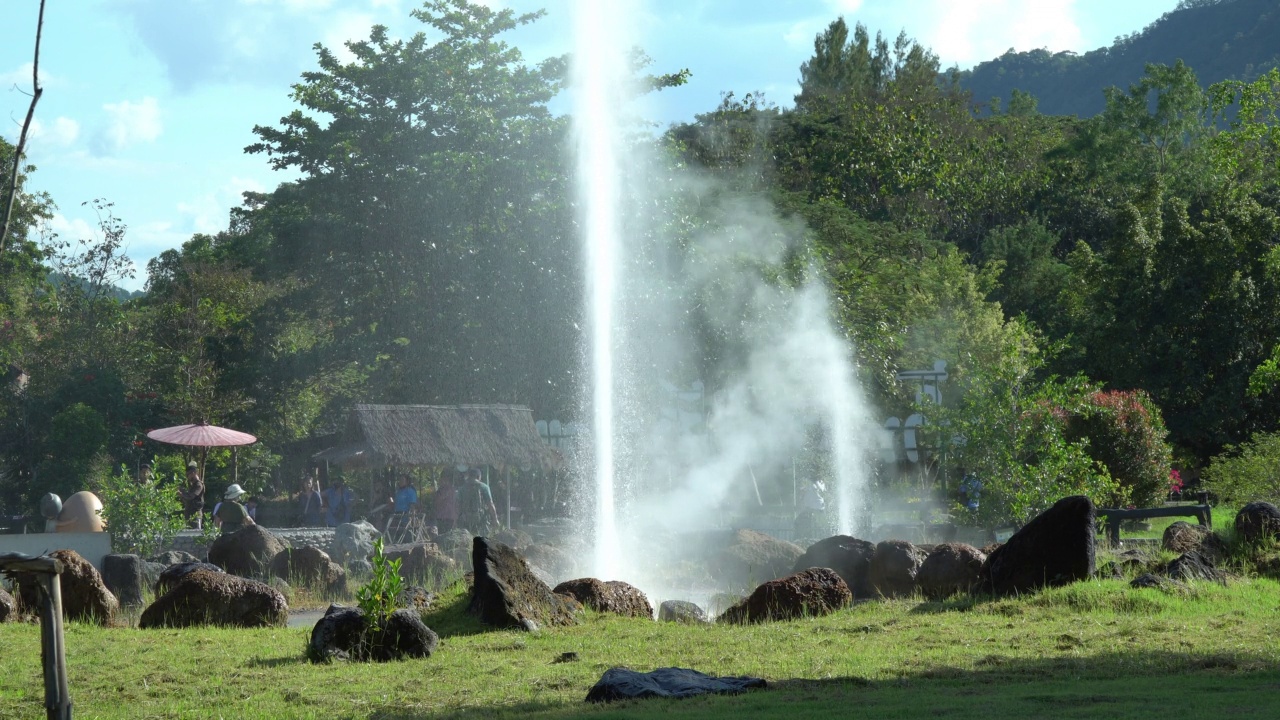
xmin=1 ymin=552 xmax=71 ymax=720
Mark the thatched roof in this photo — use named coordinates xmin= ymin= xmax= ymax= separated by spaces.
xmin=313 ymin=404 xmax=559 ymax=470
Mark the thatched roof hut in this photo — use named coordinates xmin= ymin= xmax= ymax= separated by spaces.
xmin=313 ymin=404 xmax=559 ymax=471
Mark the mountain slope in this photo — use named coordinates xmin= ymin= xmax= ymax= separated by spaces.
xmin=957 ymin=0 xmax=1280 ymax=117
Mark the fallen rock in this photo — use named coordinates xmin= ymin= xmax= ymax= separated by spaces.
xmin=308 ymin=604 xmax=439 ymax=663
xmin=397 ymin=586 xmax=435 ymax=612
xmin=16 ymin=549 xmax=117 ymax=624
xmin=383 ymin=542 xmax=457 ymax=587
xmin=792 ymin=535 xmax=877 ymax=599
xmin=1166 ymin=551 xmax=1227 ymax=585
xmin=1162 ymin=521 xmax=1210 ymax=554
xmin=147 ymin=550 xmax=201 ymax=566
xmin=916 ymin=542 xmax=985 ymax=599
xmin=657 ymin=600 xmax=709 ymax=624
xmin=492 ymin=527 xmax=533 ymax=551
xmin=868 ymin=540 xmax=926 ymax=598
xmin=1130 ymin=573 xmax=1183 ymax=591
xmin=208 ymin=525 xmax=288 ymax=577
xmin=332 ymin=521 xmax=380 ymax=567
xmin=718 ymin=567 xmax=851 ymax=624
xmin=468 ymin=537 xmax=580 ymax=630
xmin=154 ymin=562 xmax=224 ymax=595
xmin=140 ymin=568 xmax=287 ymax=628
xmin=553 ymin=578 xmax=653 ymax=619
xmin=522 ymin=543 xmax=575 ymax=581
xmin=586 ymin=667 xmax=765 ymax=703
xmin=102 ymin=554 xmax=146 ymax=606
xmin=978 ymin=495 xmax=1096 ymax=596
xmin=0 ymin=586 xmax=15 ymax=622
xmin=717 ymin=529 xmax=804 ymax=588
xmin=1235 ymin=502 xmax=1280 ymax=544
xmin=269 ymin=546 xmax=346 ymax=594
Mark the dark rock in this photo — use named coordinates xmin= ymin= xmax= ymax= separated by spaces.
xmin=1130 ymin=573 xmax=1181 ymax=590
xmin=793 ymin=535 xmax=876 ymax=599
xmin=140 ymin=568 xmax=287 ymax=628
xmin=141 ymin=560 xmax=166 ymax=591
xmin=0 ymin=586 xmax=15 ymax=622
xmin=396 ymin=586 xmax=434 ymax=611
xmin=868 ymin=540 xmax=926 ymax=598
xmin=147 ymin=550 xmax=200 ymax=566
xmin=979 ymin=542 xmax=1003 ymax=556
xmin=553 ymin=651 xmax=579 ymax=663
xmin=383 ymin=542 xmax=457 ymax=587
xmin=154 ymin=562 xmax=223 ymax=595
xmin=332 ymin=521 xmax=380 ymax=567
xmin=657 ymin=600 xmax=709 ymax=624
xmin=1234 ymin=502 xmax=1280 ymax=544
xmin=15 ymin=549 xmax=117 ymax=624
xmin=208 ymin=525 xmax=288 ymax=577
xmin=308 ymin=604 xmax=439 ymax=662
xmin=717 ymin=529 xmax=804 ymax=588
xmin=916 ymin=542 xmax=985 ymax=599
xmin=269 ymin=545 xmax=346 ymax=594
xmin=719 ymin=567 xmax=851 ymax=624
xmin=553 ymin=578 xmax=653 ymax=618
xmin=978 ymin=496 xmax=1096 ymax=595
xmin=1162 ymin=521 xmax=1210 ymax=554
xmin=468 ymin=536 xmax=581 ymax=630
xmin=1166 ymin=551 xmax=1227 ymax=585
xmin=585 ymin=667 xmax=766 ymax=703
xmin=102 ymin=554 xmax=146 ymax=606
xmin=436 ymin=528 xmax=474 ymax=554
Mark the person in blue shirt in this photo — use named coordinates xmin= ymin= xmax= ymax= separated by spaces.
xmin=386 ymin=474 xmax=419 ymax=541
xmin=324 ymin=478 xmax=354 ymax=527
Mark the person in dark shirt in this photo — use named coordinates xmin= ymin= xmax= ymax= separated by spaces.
xmin=215 ymin=484 xmax=255 ymax=535
xmin=177 ymin=461 xmax=205 ymax=530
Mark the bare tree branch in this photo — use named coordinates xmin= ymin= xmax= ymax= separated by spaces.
xmin=0 ymin=0 xmax=48 ymax=260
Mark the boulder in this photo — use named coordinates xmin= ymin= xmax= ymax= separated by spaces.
xmin=716 ymin=529 xmax=804 ymax=588
xmin=436 ymin=528 xmax=474 ymax=554
xmin=0 ymin=586 xmax=15 ymax=622
xmin=916 ymin=542 xmax=985 ymax=599
xmin=1166 ymin=550 xmax=1227 ymax=585
xmin=522 ymin=543 xmax=575 ymax=581
xmin=154 ymin=562 xmax=223 ymax=595
xmin=868 ymin=540 xmax=926 ymax=598
xmin=208 ymin=525 xmax=288 ymax=577
xmin=101 ymin=554 xmax=146 ymax=606
xmin=1234 ymin=502 xmax=1280 ymax=544
xmin=1161 ymin=521 xmax=1210 ymax=554
xmin=492 ymin=527 xmax=533 ymax=551
xmin=553 ymin=578 xmax=653 ymax=619
xmin=147 ymin=550 xmax=201 ymax=566
xmin=140 ymin=568 xmax=287 ymax=628
xmin=657 ymin=600 xmax=709 ymax=624
xmin=468 ymin=536 xmax=581 ymax=630
xmin=332 ymin=521 xmax=380 ymax=567
xmin=792 ymin=535 xmax=876 ymax=599
xmin=383 ymin=542 xmax=457 ymax=587
xmin=978 ymin=495 xmax=1096 ymax=596
xmin=308 ymin=605 xmax=439 ymax=663
xmin=1130 ymin=573 xmax=1183 ymax=591
xmin=15 ymin=549 xmax=117 ymax=624
xmin=718 ymin=567 xmax=851 ymax=624
xmin=269 ymin=546 xmax=347 ymax=595
xmin=396 ymin=586 xmax=435 ymax=612
xmin=586 ymin=667 xmax=765 ymax=703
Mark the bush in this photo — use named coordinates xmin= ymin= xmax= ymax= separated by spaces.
xmin=94 ymin=463 xmax=188 ymax=557
xmin=1203 ymin=432 xmax=1280 ymax=504
xmin=1066 ymin=390 xmax=1173 ymax=509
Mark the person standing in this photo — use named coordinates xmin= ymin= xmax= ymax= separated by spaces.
xmin=177 ymin=461 xmax=205 ymax=530
xmin=459 ymin=468 xmax=501 ymax=534
xmin=432 ymin=470 xmax=460 ymax=534
xmin=324 ymin=478 xmax=354 ymax=527
xmin=297 ymin=475 xmax=323 ymax=526
xmin=214 ymin=484 xmax=255 ymax=535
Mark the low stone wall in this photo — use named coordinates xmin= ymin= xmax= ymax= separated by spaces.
xmin=168 ymin=527 xmax=336 ymax=560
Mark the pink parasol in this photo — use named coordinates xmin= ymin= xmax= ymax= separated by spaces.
xmin=147 ymin=422 xmax=257 ymax=483
xmin=146 ymin=423 xmax=257 ymax=447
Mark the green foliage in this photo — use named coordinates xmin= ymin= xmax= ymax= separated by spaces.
xmin=1065 ymin=390 xmax=1174 ymax=508
xmin=94 ymin=462 xmax=187 ymax=557
xmin=1203 ymin=432 xmax=1280 ymax=504
xmin=355 ymin=537 xmax=404 ymax=636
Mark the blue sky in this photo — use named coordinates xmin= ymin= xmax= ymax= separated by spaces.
xmin=2 ymin=0 xmax=1175 ymax=290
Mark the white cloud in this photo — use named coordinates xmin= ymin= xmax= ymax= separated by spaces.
xmin=921 ymin=0 xmax=1083 ymax=69
xmin=176 ymin=176 xmax=268 ymax=234
xmin=322 ymin=12 xmax=379 ymax=63
xmin=100 ymin=97 xmax=163 ymax=151
xmin=821 ymin=0 xmax=864 ymax=12
xmin=44 ymin=214 xmax=96 ymax=244
xmin=27 ymin=116 xmax=81 ymax=147
xmin=0 ymin=62 xmax=62 ymax=89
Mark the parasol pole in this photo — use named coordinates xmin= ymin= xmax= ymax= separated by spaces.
xmin=233 ymin=446 xmax=239 ymax=484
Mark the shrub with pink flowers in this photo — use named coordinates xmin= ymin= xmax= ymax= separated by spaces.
xmin=1065 ymin=390 xmax=1173 ymax=509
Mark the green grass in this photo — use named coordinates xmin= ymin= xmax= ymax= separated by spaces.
xmin=3 ymin=575 xmax=1279 ymax=719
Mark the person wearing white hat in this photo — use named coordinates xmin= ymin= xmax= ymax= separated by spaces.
xmin=214 ymin=483 xmax=255 ymax=535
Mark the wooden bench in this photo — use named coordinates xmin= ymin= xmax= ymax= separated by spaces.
xmin=1097 ymin=504 xmax=1212 ymax=546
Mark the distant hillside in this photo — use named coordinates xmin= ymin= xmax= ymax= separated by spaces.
xmin=957 ymin=0 xmax=1280 ymax=117
xmin=47 ymin=272 xmax=144 ymax=302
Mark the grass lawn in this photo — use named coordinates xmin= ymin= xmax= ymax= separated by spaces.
xmin=3 ymin=572 xmax=1279 ymax=719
